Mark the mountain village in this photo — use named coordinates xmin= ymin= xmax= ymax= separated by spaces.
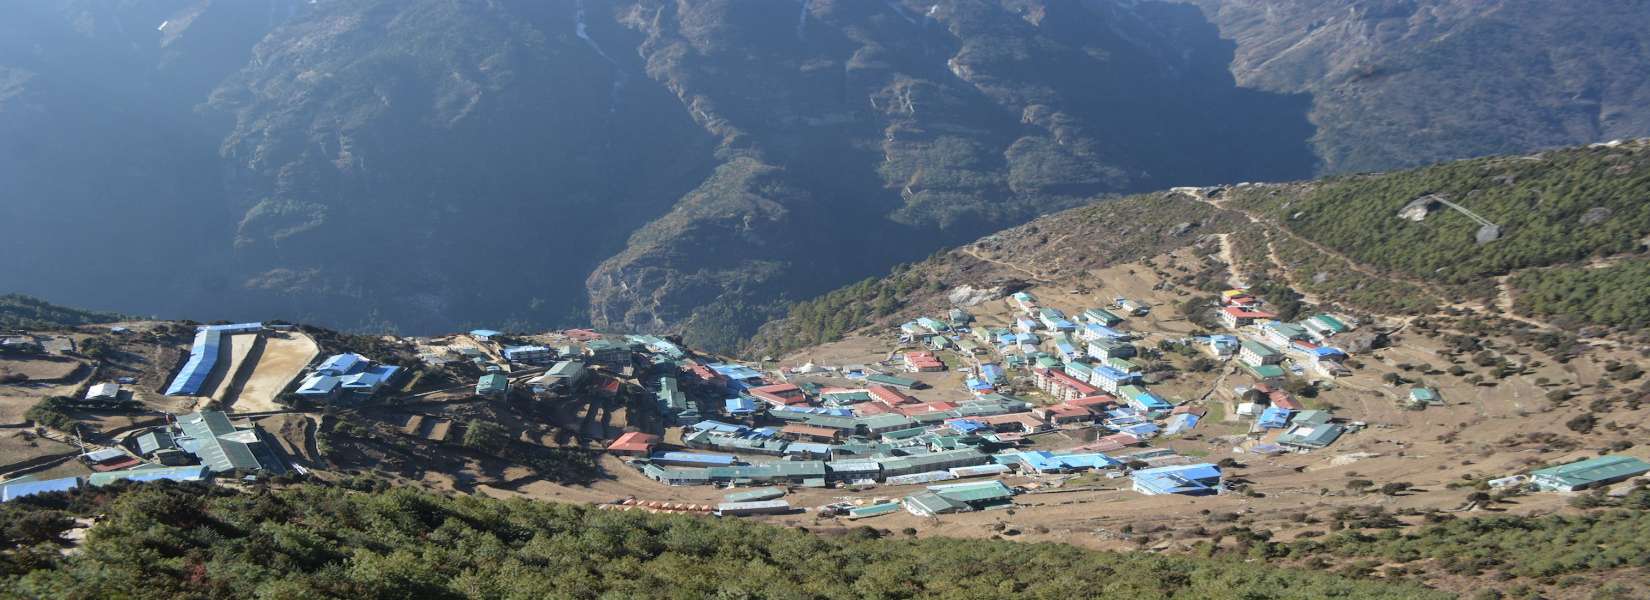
xmin=4 ymin=246 xmax=1646 ymax=538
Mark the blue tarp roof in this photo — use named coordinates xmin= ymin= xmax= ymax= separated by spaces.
xmin=1056 ymin=453 xmax=1119 ymax=470
xmin=1133 ymin=463 xmax=1222 ymax=495
xmin=1120 ymin=422 xmax=1160 ymax=436
xmin=1 ymin=477 xmax=81 ymax=502
xmin=1258 ymin=407 xmax=1294 ymax=429
xmin=650 ymin=451 xmax=736 ymax=466
xmin=341 ymin=365 xmax=399 ymax=390
xmin=784 ymin=442 xmax=833 ymax=455
xmin=166 ymin=328 xmax=222 ymax=396
xmin=1093 ymin=366 xmax=1134 ymax=382
xmin=725 ymin=397 xmax=757 ymax=413
xmin=979 ymin=364 xmax=1004 ymax=382
xmin=1084 ymin=323 xmax=1126 ymax=339
xmin=691 ymin=420 xmax=749 ymax=434
xmin=503 ymin=345 xmax=550 ymax=358
xmin=317 ymin=353 xmax=366 ymax=375
xmin=297 ymin=374 xmax=340 ymax=395
xmin=1164 ymin=413 xmax=1200 ymax=435
xmin=708 ymin=363 xmax=764 ymax=381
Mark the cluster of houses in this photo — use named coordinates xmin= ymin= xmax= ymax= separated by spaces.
xmin=590 ymin=289 xmax=1246 ymax=512
xmin=1 ymin=409 xmax=288 ymax=503
xmin=295 ymin=352 xmax=402 ymax=402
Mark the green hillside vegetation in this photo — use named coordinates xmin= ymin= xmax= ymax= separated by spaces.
xmin=1229 ymin=143 xmax=1650 ymax=306
xmin=1510 ymin=259 xmax=1650 ymax=329
xmin=745 ymin=193 xmax=1247 ymax=358
xmin=0 ymin=483 xmax=1443 ymax=599
xmin=1292 ymin=488 xmax=1650 ymax=587
xmin=743 ymin=265 xmax=940 ymax=359
xmin=0 ymin=294 xmax=124 ymax=329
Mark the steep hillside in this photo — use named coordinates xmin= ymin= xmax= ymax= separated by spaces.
xmin=745 ymin=192 xmax=1250 ymax=357
xmin=0 ymin=294 xmax=124 ymax=329
xmin=3 ymin=1 xmax=1649 ymax=349
xmin=750 ymin=140 xmax=1650 ymax=355
xmin=1223 ymin=140 xmax=1650 ymax=333
xmin=584 ymin=0 xmax=1318 ymax=348
xmin=1184 ymin=0 xmax=1650 ymax=173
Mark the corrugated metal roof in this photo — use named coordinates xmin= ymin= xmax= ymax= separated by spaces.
xmin=1 ymin=477 xmax=81 ymax=502
xmin=1531 ymin=455 xmax=1650 ymax=487
xmin=87 ymin=465 xmax=209 ymax=487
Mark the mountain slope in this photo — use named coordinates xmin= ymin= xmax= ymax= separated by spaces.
xmin=0 ymin=294 xmax=124 ymax=329
xmin=1183 ymin=0 xmax=1650 ymax=173
xmin=3 ymin=1 xmax=1649 ymax=349
xmin=749 ymin=140 xmax=1650 ymax=355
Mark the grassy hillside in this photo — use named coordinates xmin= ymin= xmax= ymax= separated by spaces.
xmin=0 ymin=482 xmax=1444 ymax=599
xmin=1225 ymin=140 xmax=1650 ymax=328
xmin=744 ymin=192 xmax=1249 ymax=357
xmin=747 ymin=141 xmax=1650 ymax=356
xmin=0 ymin=294 xmax=123 ymax=329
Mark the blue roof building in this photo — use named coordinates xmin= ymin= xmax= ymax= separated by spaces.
xmin=316 ymin=353 xmax=367 ymax=376
xmin=649 ymin=451 xmax=738 ymax=467
xmin=725 ymin=397 xmax=757 ymax=415
xmin=166 ymin=323 xmax=264 ymax=396
xmin=87 ymin=465 xmax=210 ymax=487
xmin=1132 ymin=463 xmax=1222 ymax=496
xmin=1257 ymin=406 xmax=1293 ymax=429
xmin=1 ymin=476 xmax=81 ymax=502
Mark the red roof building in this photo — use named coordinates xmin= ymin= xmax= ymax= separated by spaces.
xmin=1035 ymin=368 xmax=1100 ymax=403
xmin=749 ymin=383 xmax=808 ymax=406
xmin=894 ymin=401 xmax=957 ymax=416
xmin=1252 ymin=383 xmax=1303 ymax=411
xmin=1069 ymin=395 xmax=1117 ymax=410
xmin=1035 ymin=404 xmax=1095 ymax=424
xmin=1221 ymin=306 xmax=1277 ymax=328
xmin=868 ymin=384 xmax=917 ymax=407
xmin=979 ymin=412 xmax=1050 ymax=433
xmin=781 ymin=423 xmax=844 ymax=442
xmin=903 ymin=351 xmax=945 ymax=372
xmin=606 ymin=431 xmax=661 ymax=456
xmin=855 ymin=403 xmax=892 ymax=416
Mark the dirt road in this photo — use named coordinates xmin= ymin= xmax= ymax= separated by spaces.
xmin=223 ymin=332 xmax=319 ymax=413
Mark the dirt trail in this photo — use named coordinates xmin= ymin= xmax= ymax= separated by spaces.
xmin=1212 ymin=233 xmax=1245 ymax=288
xmin=959 ymin=246 xmax=1055 ymax=282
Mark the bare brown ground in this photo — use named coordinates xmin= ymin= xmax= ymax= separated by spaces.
xmin=223 ymin=332 xmax=318 ymax=413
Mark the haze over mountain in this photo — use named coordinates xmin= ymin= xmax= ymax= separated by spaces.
xmin=3 ymin=0 xmax=1647 ymax=350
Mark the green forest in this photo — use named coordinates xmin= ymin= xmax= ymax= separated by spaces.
xmin=1229 ymin=144 xmax=1650 ymax=312
xmin=0 ymin=294 xmax=124 ymax=329
xmin=0 ymin=483 xmax=1442 ymax=600
xmin=1509 ymin=259 xmax=1650 ymax=329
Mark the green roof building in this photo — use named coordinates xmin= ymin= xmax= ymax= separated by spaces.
xmin=176 ymin=411 xmax=286 ymax=474
xmin=902 ymin=492 xmax=969 ymax=516
xmin=865 ymin=374 xmax=922 ymax=389
xmin=1529 ymin=455 xmax=1650 ymax=492
xmin=477 ymin=373 xmax=509 ymax=396
xmin=1243 ymin=363 xmax=1286 ymax=380
xmin=928 ymin=480 xmax=1015 ymax=507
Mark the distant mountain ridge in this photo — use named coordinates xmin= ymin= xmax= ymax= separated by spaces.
xmin=2 ymin=0 xmax=1648 ymax=351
